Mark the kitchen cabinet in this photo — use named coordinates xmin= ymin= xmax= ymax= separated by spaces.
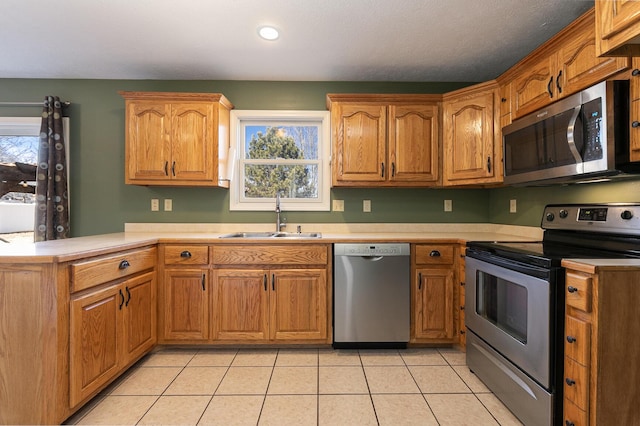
xmin=69 ymin=270 xmax=156 ymax=407
xmin=457 ymin=243 xmax=467 ymax=349
xmin=506 ymin=9 xmax=629 ymax=119
xmin=562 ymin=260 xmax=640 ymax=425
xmin=159 ymin=245 xmax=210 ymax=342
xmin=120 ymin=91 xmax=233 ymax=187
xmin=411 ymin=244 xmax=456 ymax=343
xmin=629 ymin=57 xmax=640 ymax=162
xmin=595 ymin=0 xmax=640 ymax=57
xmin=211 ymin=244 xmax=330 ymax=343
xmin=442 ymin=81 xmax=502 ymax=186
xmin=326 ymin=94 xmax=440 ymax=187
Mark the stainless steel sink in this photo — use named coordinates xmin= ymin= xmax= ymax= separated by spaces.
xmin=219 ymin=231 xmax=321 ymax=239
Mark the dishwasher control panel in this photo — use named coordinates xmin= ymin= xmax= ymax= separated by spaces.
xmin=334 ymin=243 xmax=410 ymax=256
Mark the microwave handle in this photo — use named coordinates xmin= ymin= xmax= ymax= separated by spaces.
xmin=566 ymin=106 xmax=583 ymax=163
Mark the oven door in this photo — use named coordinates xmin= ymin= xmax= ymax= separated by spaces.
xmin=465 ymin=256 xmax=552 ymax=389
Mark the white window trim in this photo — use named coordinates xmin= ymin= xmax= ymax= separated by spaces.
xmin=229 ymin=110 xmax=331 ymax=211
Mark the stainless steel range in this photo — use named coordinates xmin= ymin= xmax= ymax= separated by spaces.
xmin=465 ymin=203 xmax=640 ymax=426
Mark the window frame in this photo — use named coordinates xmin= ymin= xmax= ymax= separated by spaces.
xmin=229 ymin=110 xmax=331 ymax=211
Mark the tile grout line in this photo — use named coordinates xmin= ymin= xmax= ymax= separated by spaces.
xmin=193 ymin=348 xmax=237 ymax=426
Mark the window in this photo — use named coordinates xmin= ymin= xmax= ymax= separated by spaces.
xmin=229 ymin=110 xmax=330 ymax=211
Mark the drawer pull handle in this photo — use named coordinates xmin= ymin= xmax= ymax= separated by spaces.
xmin=418 ymin=272 xmax=422 ymax=290
xmin=566 ymin=336 xmax=576 ymax=343
xmin=118 ymin=289 xmax=125 ymax=310
xmin=565 ymin=421 xmax=575 ymax=426
xmin=119 ymin=260 xmax=130 ymax=270
xmin=125 ymin=287 xmax=131 ymax=307
xmin=201 ymin=274 xmax=205 ymax=291
xmin=633 ymin=69 xmax=640 ymax=77
xmin=180 ymin=250 xmax=192 ymax=258
xmin=567 ymin=286 xmax=578 ymax=293
xmin=460 ymin=282 xmax=465 ymax=286
xmin=565 ymin=378 xmax=576 ymax=386
xmin=272 ymin=274 xmax=275 ymax=291
xmin=263 ymin=274 xmax=267 ymax=291
xmin=633 ymin=121 xmax=640 ymax=128
xmin=429 ymin=250 xmax=441 ymax=257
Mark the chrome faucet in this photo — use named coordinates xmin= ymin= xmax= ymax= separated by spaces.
xmin=275 ymin=192 xmax=286 ymax=232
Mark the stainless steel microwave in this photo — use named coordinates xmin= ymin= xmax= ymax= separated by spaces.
xmin=503 ymin=80 xmax=639 ymax=185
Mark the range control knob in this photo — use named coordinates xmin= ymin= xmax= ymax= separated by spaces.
xmin=621 ymin=210 xmax=634 ymax=220
xmin=559 ymin=209 xmax=569 ymax=219
xmin=546 ymin=212 xmax=555 ymax=222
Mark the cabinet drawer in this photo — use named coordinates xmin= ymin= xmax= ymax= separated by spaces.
xmin=71 ymin=247 xmax=156 ymax=292
xmin=163 ymin=245 xmax=209 ymax=265
xmin=566 ymin=272 xmax=592 ymax=312
xmin=564 ymin=398 xmax=588 ymax=426
xmin=564 ymin=357 xmax=589 ymax=411
xmin=212 ymin=245 xmax=329 ymax=265
xmin=565 ymin=315 xmax=591 ymax=366
xmin=415 ymin=245 xmax=455 ymax=265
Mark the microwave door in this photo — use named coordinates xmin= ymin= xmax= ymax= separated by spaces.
xmin=547 ymin=106 xmax=583 ymax=169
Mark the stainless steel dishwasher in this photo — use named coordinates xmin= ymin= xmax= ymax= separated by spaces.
xmin=333 ymin=243 xmax=410 ymax=348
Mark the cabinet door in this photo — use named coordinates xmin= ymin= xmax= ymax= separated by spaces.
xmin=163 ymin=269 xmax=209 ymax=341
xmin=414 ymin=268 xmax=454 ymax=341
xmin=121 ymin=272 xmax=157 ymax=364
xmin=558 ymin=18 xmax=630 ymax=97
xmin=211 ymin=269 xmax=269 ymax=341
xmin=443 ymin=88 xmax=499 ymax=184
xmin=69 ymin=284 xmax=122 ymax=407
xmin=512 ymin=54 xmax=558 ymax=118
xmin=125 ymin=101 xmax=171 ymax=182
xmin=596 ymin=0 xmax=640 ymax=55
xmin=171 ymin=103 xmax=215 ymax=182
xmin=332 ymin=104 xmax=387 ymax=183
xmin=388 ymin=105 xmax=439 ymax=184
xmin=270 ymin=269 xmax=328 ymax=341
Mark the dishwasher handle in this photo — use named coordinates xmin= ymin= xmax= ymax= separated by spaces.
xmin=360 ymin=255 xmax=385 ymax=261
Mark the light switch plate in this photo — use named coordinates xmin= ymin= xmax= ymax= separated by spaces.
xmin=510 ymin=199 xmax=517 ymax=213
xmin=444 ymin=199 xmax=452 ymax=212
xmin=164 ymin=199 xmax=173 ymax=211
xmin=363 ymin=199 xmax=371 ymax=212
xmin=333 ymin=199 xmax=344 ymax=212
xmin=151 ymin=199 xmax=159 ymax=211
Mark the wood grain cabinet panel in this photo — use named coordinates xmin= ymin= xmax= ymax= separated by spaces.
xmin=596 ymin=0 xmax=640 ymax=56
xmin=162 ymin=269 xmax=210 ymax=341
xmin=327 ymin=94 xmax=440 ymax=187
xmin=120 ymin=91 xmax=233 ymax=187
xmin=442 ymin=81 xmax=502 ymax=186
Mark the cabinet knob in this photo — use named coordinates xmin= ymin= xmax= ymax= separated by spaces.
xmin=429 ymin=250 xmax=441 ymax=257
xmin=566 ymin=336 xmax=576 ymax=343
xmin=565 ymin=378 xmax=576 ymax=386
xmin=633 ymin=121 xmax=640 ymax=128
xmin=565 ymin=421 xmax=575 ymax=426
xmin=567 ymin=286 xmax=578 ymax=293
xmin=632 ymin=69 xmax=640 ymax=76
xmin=119 ymin=260 xmax=130 ymax=270
xmin=180 ymin=250 xmax=192 ymax=258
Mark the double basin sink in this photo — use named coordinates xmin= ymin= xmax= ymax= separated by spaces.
xmin=219 ymin=231 xmax=322 ymax=239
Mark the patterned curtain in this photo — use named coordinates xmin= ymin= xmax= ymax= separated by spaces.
xmin=35 ymin=96 xmax=70 ymax=241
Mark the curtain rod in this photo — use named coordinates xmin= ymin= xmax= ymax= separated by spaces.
xmin=0 ymin=101 xmax=71 ymax=107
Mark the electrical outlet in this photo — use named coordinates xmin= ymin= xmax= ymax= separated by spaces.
xmin=363 ymin=200 xmax=371 ymax=212
xmin=444 ymin=199 xmax=452 ymax=212
xmin=164 ymin=199 xmax=173 ymax=211
xmin=151 ymin=199 xmax=159 ymax=211
xmin=510 ymin=199 xmax=517 ymax=213
xmin=332 ymin=199 xmax=344 ymax=212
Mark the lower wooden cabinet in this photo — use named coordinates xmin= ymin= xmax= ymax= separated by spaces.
xmin=162 ymin=269 xmax=210 ymax=341
xmin=69 ymin=271 xmax=156 ymax=407
xmin=411 ymin=244 xmax=457 ymax=343
xmin=211 ymin=268 xmax=328 ymax=342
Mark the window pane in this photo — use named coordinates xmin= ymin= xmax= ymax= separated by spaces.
xmin=0 ymin=135 xmax=38 ymax=164
xmin=245 ymin=125 xmax=319 ymax=160
xmin=244 ymin=164 xmax=319 ymax=199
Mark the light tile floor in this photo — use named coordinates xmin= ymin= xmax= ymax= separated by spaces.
xmin=65 ymin=347 xmax=524 ymax=426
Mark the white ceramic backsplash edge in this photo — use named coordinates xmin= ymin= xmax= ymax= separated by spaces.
xmin=125 ymin=222 xmax=543 ymax=239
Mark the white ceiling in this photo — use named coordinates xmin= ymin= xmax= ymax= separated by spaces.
xmin=1 ymin=0 xmax=594 ymax=82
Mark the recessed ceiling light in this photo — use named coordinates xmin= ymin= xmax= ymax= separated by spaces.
xmin=258 ymin=26 xmax=279 ymax=41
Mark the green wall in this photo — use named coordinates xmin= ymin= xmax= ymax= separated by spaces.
xmin=2 ymin=78 xmax=639 ymax=237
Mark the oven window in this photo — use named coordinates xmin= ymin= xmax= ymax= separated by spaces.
xmin=476 ymin=271 xmax=528 ymax=343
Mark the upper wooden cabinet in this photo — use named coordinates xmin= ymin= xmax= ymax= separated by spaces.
xmin=119 ymin=91 xmax=233 ymax=187
xmin=504 ymin=9 xmax=630 ymax=119
xmin=596 ymin=0 xmax=640 ymax=57
xmin=326 ymin=94 xmax=441 ymax=187
xmin=442 ymin=81 xmax=502 ymax=186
